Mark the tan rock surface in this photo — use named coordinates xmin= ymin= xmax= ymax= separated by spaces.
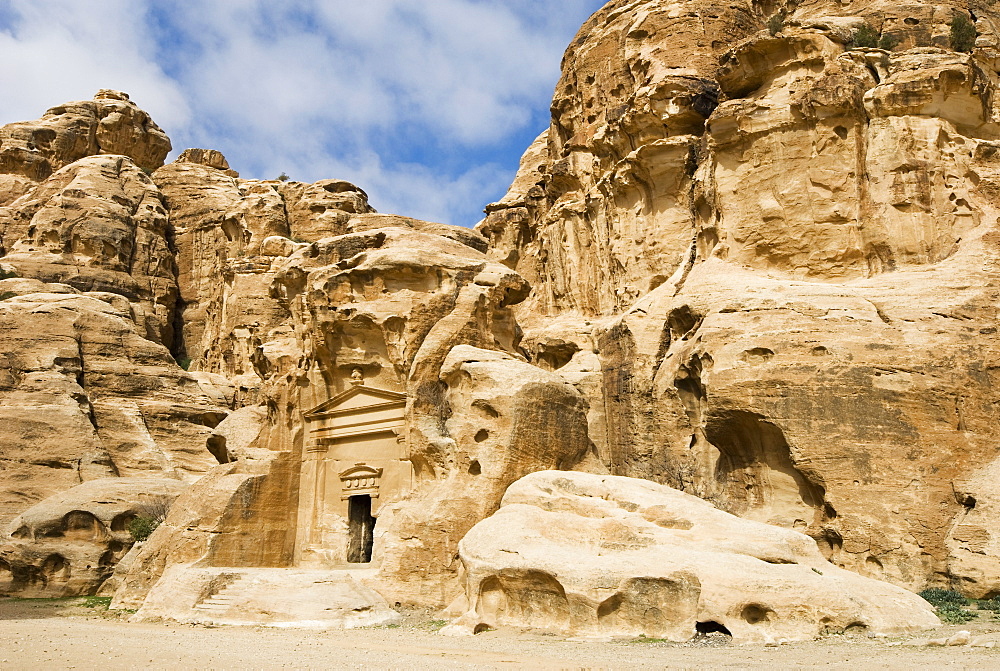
xmin=0 ymin=90 xmax=170 ymax=206
xmin=0 ymin=155 xmax=179 ymax=344
xmin=479 ymin=0 xmax=1000 ymax=595
xmin=449 ymin=471 xmax=939 ymax=643
xmin=131 ymin=567 xmax=400 ymax=628
xmin=0 ymin=477 xmax=185 ymax=597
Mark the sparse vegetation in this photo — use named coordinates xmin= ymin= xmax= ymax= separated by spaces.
xmin=420 ymin=619 xmax=449 ymax=631
xmin=0 ymin=291 xmax=17 ymax=301
xmin=126 ymin=499 xmax=171 ymax=542
xmin=126 ymin=516 xmax=159 ymax=542
xmin=937 ymin=602 xmax=977 ymax=623
xmin=978 ymin=596 xmax=1000 ymax=612
xmin=276 ymin=172 xmax=290 ymax=182
xmin=919 ymin=588 xmax=968 ymax=608
xmin=176 ymin=356 xmax=192 ymax=370
xmin=851 ymin=24 xmax=880 ymax=48
xmin=767 ymin=11 xmax=786 ymax=36
xmin=83 ymin=596 xmax=112 ymax=610
xmin=849 ymin=25 xmax=898 ymax=51
xmin=878 ymin=32 xmax=900 ymax=50
xmin=950 ymin=13 xmax=977 ymax=52
xmin=919 ymin=588 xmax=978 ymax=623
xmin=0 ymin=266 xmax=18 ymax=280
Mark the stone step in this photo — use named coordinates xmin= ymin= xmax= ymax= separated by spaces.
xmin=192 ymin=574 xmax=247 ymax=612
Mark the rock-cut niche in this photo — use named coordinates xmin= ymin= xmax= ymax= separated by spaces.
xmin=704 ymin=410 xmax=825 ymax=528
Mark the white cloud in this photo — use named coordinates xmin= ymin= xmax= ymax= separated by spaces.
xmin=0 ymin=0 xmax=605 ymax=226
xmin=0 ymin=0 xmax=190 ymax=131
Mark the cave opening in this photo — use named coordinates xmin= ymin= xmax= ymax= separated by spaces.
xmin=705 ymin=410 xmax=826 ymax=525
xmin=696 ymin=620 xmax=732 ymax=636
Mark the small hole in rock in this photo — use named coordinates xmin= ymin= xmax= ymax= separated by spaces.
xmin=742 ymin=604 xmax=770 ymax=624
xmin=469 ymin=460 xmax=482 ymax=476
xmin=475 ymin=429 xmax=489 ymax=443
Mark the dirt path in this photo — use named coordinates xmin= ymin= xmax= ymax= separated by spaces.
xmin=3 ymin=599 xmax=1000 ymax=669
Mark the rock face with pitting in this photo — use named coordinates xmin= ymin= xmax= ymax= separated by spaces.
xmin=0 ymin=90 xmax=170 ymax=206
xmin=479 ymin=0 xmax=1000 ymax=594
xmin=0 ymin=478 xmax=185 ymax=597
xmin=0 ymin=155 xmax=179 ymax=344
xmin=449 ymin=471 xmax=939 ymax=642
xmin=0 ymin=286 xmax=227 ymax=523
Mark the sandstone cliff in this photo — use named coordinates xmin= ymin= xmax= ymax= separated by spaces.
xmin=481 ymin=0 xmax=1000 ymax=597
xmin=3 ymin=0 xmax=1000 ymax=631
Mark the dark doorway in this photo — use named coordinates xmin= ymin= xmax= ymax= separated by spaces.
xmin=347 ymin=495 xmax=376 ymax=563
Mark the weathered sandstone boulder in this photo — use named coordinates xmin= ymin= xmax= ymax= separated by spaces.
xmin=448 ymin=471 xmax=939 ymax=642
xmin=109 ymin=455 xmax=295 ymax=610
xmin=130 ymin=566 xmax=400 ymax=629
xmin=0 ymin=90 xmax=170 ymax=206
xmin=373 ymin=345 xmax=596 ymax=606
xmin=0 ymin=477 xmax=185 ymax=597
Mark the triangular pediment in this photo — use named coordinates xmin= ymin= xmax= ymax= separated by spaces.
xmin=305 ymin=385 xmax=406 ymax=419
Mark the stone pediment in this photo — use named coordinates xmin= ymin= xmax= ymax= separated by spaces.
xmin=304 ymin=385 xmax=406 ymax=420
xmin=304 ymin=385 xmax=407 ymax=445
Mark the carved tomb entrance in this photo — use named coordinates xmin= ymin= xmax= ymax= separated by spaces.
xmin=297 ymin=380 xmax=412 ymax=566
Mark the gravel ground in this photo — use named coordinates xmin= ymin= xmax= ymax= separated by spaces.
xmin=3 ymin=598 xmax=1000 ymax=670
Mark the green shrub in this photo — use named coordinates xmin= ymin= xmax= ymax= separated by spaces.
xmin=979 ymin=597 xmax=1000 ymax=612
xmin=0 ymin=267 xmax=18 ymax=281
xmin=126 ymin=516 xmax=159 ymax=542
xmin=0 ymin=291 xmax=16 ymax=301
xmin=950 ymin=13 xmax=977 ymax=52
xmin=276 ymin=172 xmax=290 ymax=182
xmin=878 ymin=32 xmax=900 ymax=50
xmin=176 ymin=356 xmax=192 ymax=371
xmin=937 ymin=603 xmax=977 ymax=624
xmin=920 ymin=588 xmax=977 ymax=623
xmin=767 ymin=11 xmax=786 ymax=36
xmin=852 ymin=24 xmax=880 ymax=48
xmin=919 ymin=588 xmax=969 ymax=607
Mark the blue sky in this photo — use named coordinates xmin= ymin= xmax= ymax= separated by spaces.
xmin=0 ymin=0 xmax=606 ymax=227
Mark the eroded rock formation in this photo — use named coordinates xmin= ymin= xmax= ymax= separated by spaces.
xmin=447 ymin=471 xmax=938 ymax=642
xmin=481 ymin=0 xmax=1000 ymax=595
xmin=3 ymin=0 xmax=1000 ymax=637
